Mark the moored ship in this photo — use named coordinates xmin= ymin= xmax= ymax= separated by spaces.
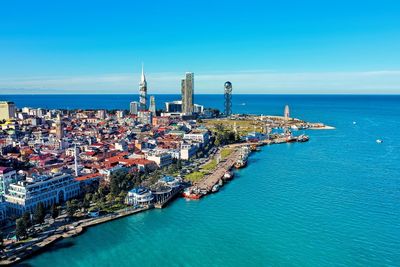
xmin=223 ymin=170 xmax=234 ymax=180
xmin=182 ymin=187 xmax=202 ymax=199
xmin=235 ymin=146 xmax=250 ymax=169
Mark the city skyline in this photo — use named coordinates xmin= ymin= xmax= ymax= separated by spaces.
xmin=1 ymin=0 xmax=400 ymax=94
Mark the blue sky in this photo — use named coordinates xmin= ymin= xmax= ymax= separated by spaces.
xmin=1 ymin=0 xmax=400 ymax=94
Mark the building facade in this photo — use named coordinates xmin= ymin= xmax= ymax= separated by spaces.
xmin=181 ymin=72 xmax=194 ymax=115
xmin=0 ymin=167 xmax=17 ymax=196
xmin=0 ymin=101 xmax=16 ymax=121
xmin=130 ymin=101 xmax=139 ymax=115
xmin=149 ymin=96 xmax=156 ymax=116
xmin=4 ymin=173 xmax=80 ymax=216
xmin=165 ymin=101 xmax=182 ymax=113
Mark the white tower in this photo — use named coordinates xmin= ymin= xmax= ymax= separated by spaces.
xmin=139 ymin=64 xmax=147 ymax=111
xmin=284 ymin=105 xmax=290 ymax=121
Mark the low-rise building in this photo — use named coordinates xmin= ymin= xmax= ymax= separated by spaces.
xmin=4 ymin=172 xmax=80 ymax=216
xmin=184 ymin=131 xmax=210 ymax=144
xmin=0 ymin=167 xmax=17 ymax=196
xmin=180 ymin=143 xmax=198 ymax=160
xmin=146 ymin=151 xmax=173 ymax=168
xmin=125 ymin=187 xmax=154 ymax=207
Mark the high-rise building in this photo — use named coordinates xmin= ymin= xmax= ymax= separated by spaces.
xmin=96 ymin=109 xmax=107 ymax=119
xmin=181 ymin=72 xmax=194 ymax=115
xmin=55 ymin=114 xmax=64 ymax=140
xmin=149 ymin=96 xmax=156 ymax=116
xmin=139 ymin=64 xmax=147 ymax=111
xmin=0 ymin=101 xmax=16 ymax=121
xmin=224 ymin=81 xmax=232 ymax=116
xmin=130 ymin=101 xmax=139 ymax=115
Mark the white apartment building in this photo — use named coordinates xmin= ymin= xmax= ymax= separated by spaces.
xmin=146 ymin=151 xmax=173 ymax=168
xmin=180 ymin=143 xmax=198 ymax=160
xmin=183 ymin=131 xmax=210 ymax=144
xmin=4 ymin=172 xmax=80 ymax=216
xmin=0 ymin=167 xmax=17 ymax=196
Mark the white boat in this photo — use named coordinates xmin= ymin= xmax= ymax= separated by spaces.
xmin=223 ymin=171 xmax=234 ymax=180
xmin=376 ymin=139 xmax=383 ymax=144
xmin=353 ymin=121 xmax=357 ymax=125
xmin=211 ymin=184 xmax=220 ymax=193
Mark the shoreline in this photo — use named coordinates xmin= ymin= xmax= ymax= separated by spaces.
xmin=0 ymin=207 xmax=150 ymax=265
xmin=0 ymin=124 xmax=334 ymax=265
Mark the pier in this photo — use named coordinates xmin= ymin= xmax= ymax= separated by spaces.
xmin=195 ymin=148 xmax=241 ymax=192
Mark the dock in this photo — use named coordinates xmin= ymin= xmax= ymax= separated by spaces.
xmin=196 ymin=148 xmax=241 ymax=192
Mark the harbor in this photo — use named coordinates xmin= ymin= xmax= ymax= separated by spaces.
xmin=182 ymin=131 xmax=310 ymax=199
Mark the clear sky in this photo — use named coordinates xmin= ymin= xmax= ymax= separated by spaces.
xmin=1 ymin=0 xmax=400 ymax=94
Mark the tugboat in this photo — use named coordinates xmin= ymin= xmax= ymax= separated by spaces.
xmin=182 ymin=187 xmax=202 ymax=200
xmin=297 ymin=134 xmax=309 ymax=142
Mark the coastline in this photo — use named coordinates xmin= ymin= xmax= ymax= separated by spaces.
xmin=0 ymin=121 xmax=334 ymax=265
xmin=0 ymin=207 xmax=150 ymax=265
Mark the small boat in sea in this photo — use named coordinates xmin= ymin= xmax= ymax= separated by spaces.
xmin=376 ymin=139 xmax=383 ymax=144
xmin=182 ymin=187 xmax=202 ymax=199
xmin=211 ymin=184 xmax=220 ymax=193
xmin=353 ymin=121 xmax=357 ymax=125
xmin=297 ymin=134 xmax=309 ymax=142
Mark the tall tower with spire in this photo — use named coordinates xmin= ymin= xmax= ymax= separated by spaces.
xmin=139 ymin=64 xmax=147 ymax=111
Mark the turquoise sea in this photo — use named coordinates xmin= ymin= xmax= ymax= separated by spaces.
xmin=2 ymin=95 xmax=399 ymax=266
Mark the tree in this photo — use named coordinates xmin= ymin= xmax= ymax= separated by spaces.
xmin=82 ymin=197 xmax=91 ymax=211
xmin=215 ymin=123 xmax=225 ymax=133
xmin=16 ymin=218 xmax=27 ymax=241
xmin=0 ymin=230 xmax=3 ymax=247
xmin=33 ymin=203 xmax=45 ymax=225
xmin=22 ymin=212 xmax=31 ymax=227
xmin=66 ymin=200 xmax=78 ymax=218
xmin=50 ymin=203 xmax=59 ymax=220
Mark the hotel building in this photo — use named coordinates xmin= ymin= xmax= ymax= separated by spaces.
xmin=4 ymin=172 xmax=80 ymax=216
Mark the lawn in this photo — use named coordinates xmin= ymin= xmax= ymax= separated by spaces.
xmin=201 ymin=159 xmax=217 ymax=171
xmin=184 ymin=171 xmax=205 ymax=182
xmin=220 ymin=148 xmax=233 ymax=159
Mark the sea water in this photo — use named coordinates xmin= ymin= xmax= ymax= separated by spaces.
xmin=1 ymin=95 xmax=398 ymax=266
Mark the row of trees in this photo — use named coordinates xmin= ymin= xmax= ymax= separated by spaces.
xmin=15 ymin=203 xmax=60 ymax=240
